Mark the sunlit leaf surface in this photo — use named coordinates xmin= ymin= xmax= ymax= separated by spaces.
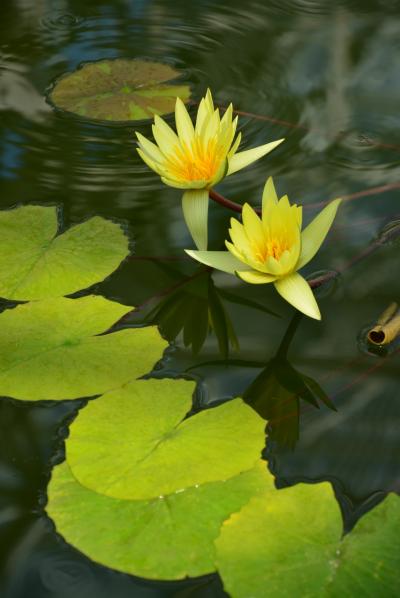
xmin=67 ymin=382 xmax=266 ymax=499
xmin=49 ymin=59 xmax=191 ymax=121
xmin=47 ymin=377 xmax=269 ymax=579
xmin=215 ymin=481 xmax=400 ymax=597
xmin=0 ymin=205 xmax=129 ymax=300
xmin=0 ymin=296 xmax=165 ymax=401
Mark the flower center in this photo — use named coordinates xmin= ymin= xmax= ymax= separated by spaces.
xmin=166 ymin=137 xmax=223 ymax=182
xmin=253 ymin=237 xmax=290 ymax=263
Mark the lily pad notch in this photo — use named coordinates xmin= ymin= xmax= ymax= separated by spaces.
xmin=47 ymin=58 xmax=192 ymax=122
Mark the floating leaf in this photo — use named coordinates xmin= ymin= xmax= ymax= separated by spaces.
xmin=215 ymin=481 xmax=400 ymax=597
xmin=327 ymin=494 xmax=400 ymax=595
xmin=49 ymin=58 xmax=191 ymax=122
xmin=0 ymin=205 xmax=129 ymax=301
xmin=0 ymin=296 xmax=166 ymax=401
xmin=215 ymin=482 xmax=341 ymax=598
xmin=47 ymin=375 xmax=269 ymax=579
xmin=47 ymin=460 xmax=270 ymax=580
xmin=67 ymin=381 xmax=265 ymax=500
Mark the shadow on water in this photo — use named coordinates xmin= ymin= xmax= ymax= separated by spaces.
xmin=1 ymin=0 xmax=400 ymax=596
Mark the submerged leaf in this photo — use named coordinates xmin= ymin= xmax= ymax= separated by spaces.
xmin=0 ymin=205 xmax=129 ymax=301
xmin=0 ymin=296 xmax=166 ymax=401
xmin=49 ymin=59 xmax=191 ymax=122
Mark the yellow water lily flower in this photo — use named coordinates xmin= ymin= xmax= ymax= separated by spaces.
xmin=136 ymin=90 xmax=284 ymax=250
xmin=186 ymin=178 xmax=341 ymax=320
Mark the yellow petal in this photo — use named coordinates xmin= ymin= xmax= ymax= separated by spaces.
xmin=262 ymin=177 xmax=279 ymax=217
xmin=175 ymin=97 xmax=194 ymax=146
xmin=210 ymin=157 xmax=228 ymax=187
xmin=185 ymin=250 xmax=244 ymax=273
xmin=152 ymin=115 xmax=179 ymax=155
xmin=201 ymin=109 xmax=220 ymax=145
xmin=195 ymin=98 xmax=208 ymax=134
xmin=227 ymin=138 xmax=285 ymax=175
xmin=236 ymin=270 xmax=277 ymax=284
xmin=264 ymin=255 xmax=285 ymax=276
xmin=297 ymin=198 xmax=342 ymax=269
xmin=228 ymin=218 xmax=252 ymax=255
xmin=225 ymin=241 xmax=248 ymax=264
xmin=137 ymin=149 xmax=165 ymax=176
xmin=204 ymin=88 xmax=214 ymax=113
xmin=295 ymin=205 xmax=302 ymax=229
xmin=136 ymin=132 xmax=165 ymax=163
xmin=242 ymin=203 xmax=264 ymax=246
xmin=228 ymin=131 xmax=241 ymax=159
xmin=161 ymin=177 xmax=208 ymax=190
xmin=182 ymin=189 xmax=209 ymax=250
xmin=220 ymin=103 xmax=233 ymax=128
xmin=274 ymin=273 xmax=321 ymax=320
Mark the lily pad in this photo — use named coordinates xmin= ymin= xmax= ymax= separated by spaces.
xmin=47 ymin=460 xmax=271 ymax=580
xmin=47 ymin=376 xmax=270 ymax=579
xmin=67 ymin=382 xmax=266 ymax=500
xmin=0 ymin=205 xmax=129 ymax=301
xmin=0 ymin=296 xmax=166 ymax=401
xmin=215 ymin=482 xmax=400 ymax=597
xmin=49 ymin=58 xmax=191 ymax=122
xmin=215 ymin=482 xmax=341 ymax=598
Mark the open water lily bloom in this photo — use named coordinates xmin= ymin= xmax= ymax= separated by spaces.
xmin=186 ymin=178 xmax=341 ymax=320
xmin=136 ymin=90 xmax=284 ymax=250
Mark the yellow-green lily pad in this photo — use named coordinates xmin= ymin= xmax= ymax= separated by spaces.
xmin=0 ymin=296 xmax=166 ymax=401
xmin=47 ymin=460 xmax=271 ymax=580
xmin=47 ymin=375 xmax=270 ymax=579
xmin=67 ymin=381 xmax=266 ymax=500
xmin=215 ymin=482 xmax=400 ymax=597
xmin=0 ymin=205 xmax=129 ymax=301
xmin=49 ymin=58 xmax=191 ymax=122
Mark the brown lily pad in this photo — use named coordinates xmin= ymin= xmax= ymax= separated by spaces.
xmin=48 ymin=58 xmax=191 ymax=122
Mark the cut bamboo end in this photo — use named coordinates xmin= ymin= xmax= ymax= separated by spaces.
xmin=368 ymin=303 xmax=400 ymax=345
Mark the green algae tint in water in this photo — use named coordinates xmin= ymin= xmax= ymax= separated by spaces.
xmin=1 ymin=0 xmax=400 ymax=597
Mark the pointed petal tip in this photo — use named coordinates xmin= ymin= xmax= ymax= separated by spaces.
xmin=274 ymin=273 xmax=321 ymax=320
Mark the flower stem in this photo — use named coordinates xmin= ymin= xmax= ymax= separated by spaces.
xmin=209 ymin=188 xmax=251 ymax=214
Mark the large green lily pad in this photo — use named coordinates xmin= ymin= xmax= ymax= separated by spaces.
xmin=0 ymin=296 xmax=166 ymax=401
xmin=67 ymin=382 xmax=266 ymax=500
xmin=215 ymin=481 xmax=400 ymax=597
xmin=0 ymin=205 xmax=129 ymax=300
xmin=48 ymin=460 xmax=271 ymax=580
xmin=47 ymin=375 xmax=270 ymax=579
xmin=49 ymin=58 xmax=191 ymax=122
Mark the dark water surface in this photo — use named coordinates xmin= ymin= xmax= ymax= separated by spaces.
xmin=1 ymin=0 xmax=400 ymax=596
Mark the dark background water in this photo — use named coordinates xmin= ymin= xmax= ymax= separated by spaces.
xmin=1 ymin=0 xmax=400 ymax=596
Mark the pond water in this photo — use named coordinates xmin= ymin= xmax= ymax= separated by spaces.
xmin=1 ymin=0 xmax=400 ymax=596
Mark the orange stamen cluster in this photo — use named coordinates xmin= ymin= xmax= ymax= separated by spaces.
xmin=166 ymin=138 xmax=223 ymax=182
xmin=253 ymin=237 xmax=290 ymax=263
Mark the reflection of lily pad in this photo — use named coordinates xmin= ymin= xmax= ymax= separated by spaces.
xmin=49 ymin=59 xmax=191 ymax=122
